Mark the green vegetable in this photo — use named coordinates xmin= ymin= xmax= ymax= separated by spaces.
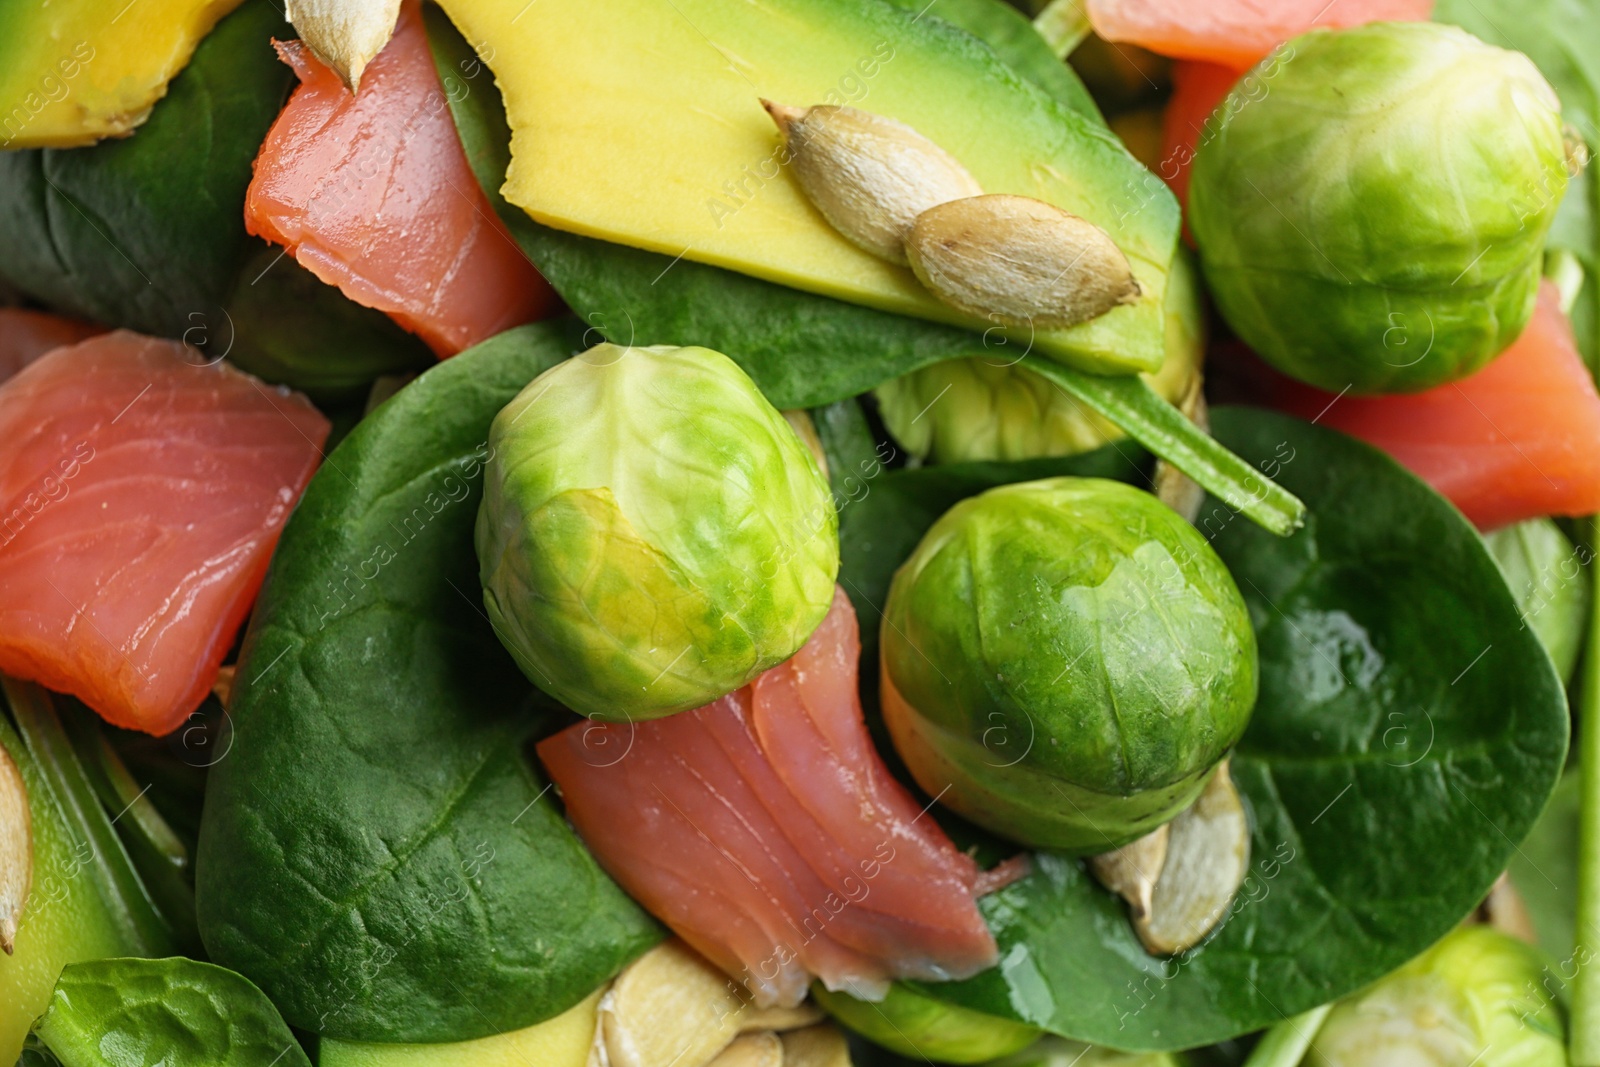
xmin=876 ymin=248 xmax=1203 ymax=463
xmin=1511 ymin=769 xmax=1580 ymax=963
xmin=1571 ymin=516 xmax=1600 ymax=1065
xmin=882 ymin=477 xmax=1256 ymax=852
xmin=1484 ymin=519 xmax=1591 ymax=683
xmin=813 ymin=982 xmax=1042 ymax=1063
xmin=0 ymin=1 xmax=432 ymax=399
xmin=428 ymin=6 xmax=1304 ymax=538
xmin=476 ymin=342 xmax=839 ymax=722
xmin=986 ymin=1037 xmax=1184 ymax=1067
xmin=0 ymin=682 xmax=175 ymax=1063
xmin=1240 ymin=1006 xmax=1334 ymax=1067
xmin=195 ymin=322 xmax=662 ymax=1043
xmin=1306 ymin=927 xmax=1564 ymax=1067
xmin=841 ymin=409 xmax=1568 ymax=1049
xmin=30 ymin=957 xmax=311 ymax=1067
xmin=1190 ymin=22 xmax=1571 ymax=393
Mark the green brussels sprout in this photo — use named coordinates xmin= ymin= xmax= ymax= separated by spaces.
xmin=875 ymin=249 xmax=1204 ymax=463
xmin=476 ymin=342 xmax=839 ymax=721
xmin=983 ymin=1036 xmax=1185 ymax=1067
xmin=1190 ymin=22 xmax=1571 ymax=394
xmin=1484 ymin=519 xmax=1590 ymax=685
xmin=881 ymin=478 xmax=1256 ymax=853
xmin=1306 ymin=926 xmax=1565 ymax=1067
xmin=812 ymin=983 xmax=1042 ymax=1064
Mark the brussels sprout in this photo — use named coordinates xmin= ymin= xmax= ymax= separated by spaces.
xmin=476 ymin=343 xmax=839 ymax=721
xmin=881 ymin=478 xmax=1257 ymax=852
xmin=1484 ymin=519 xmax=1589 ymax=685
xmin=1190 ymin=22 xmax=1571 ymax=394
xmin=875 ymin=249 xmax=1204 ymax=463
xmin=1306 ymin=926 xmax=1565 ymax=1067
xmin=812 ymin=983 xmax=1042 ymax=1064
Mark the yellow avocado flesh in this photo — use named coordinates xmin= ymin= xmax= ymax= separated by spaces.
xmin=0 ymin=730 xmax=146 ymax=1063
xmin=436 ymin=0 xmax=1178 ymax=376
xmin=0 ymin=0 xmax=243 ymax=148
xmin=319 ymin=988 xmax=601 ymax=1067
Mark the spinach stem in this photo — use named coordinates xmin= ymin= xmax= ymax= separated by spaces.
xmin=1572 ymin=515 xmax=1600 ymax=1065
xmin=1242 ymin=1004 xmax=1333 ymax=1067
xmin=1024 ymin=358 xmax=1307 ymax=536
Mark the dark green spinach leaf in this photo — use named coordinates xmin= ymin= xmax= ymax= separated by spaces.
xmin=32 ymin=957 xmax=311 ymax=1067
xmin=839 ymin=408 xmax=1567 ymax=1050
xmin=195 ymin=322 xmax=662 ymax=1043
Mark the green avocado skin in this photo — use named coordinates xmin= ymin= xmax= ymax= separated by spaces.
xmin=1189 ymin=22 xmax=1568 ymax=394
xmin=883 ymin=477 xmax=1257 ymax=853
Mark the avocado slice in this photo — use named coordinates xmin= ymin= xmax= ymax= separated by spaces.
xmin=0 ymin=0 xmax=243 ymax=148
xmin=0 ymin=687 xmax=174 ymax=1064
xmin=434 ymin=0 xmax=1178 ymax=376
xmin=318 ymin=989 xmax=600 ymax=1067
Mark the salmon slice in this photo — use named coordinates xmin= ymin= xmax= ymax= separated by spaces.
xmin=0 ymin=331 xmax=328 ymax=734
xmin=1242 ymin=282 xmax=1600 ymax=530
xmin=245 ymin=0 xmax=558 ymax=357
xmin=0 ymin=309 xmax=102 ymax=382
xmin=1087 ymin=0 xmax=1433 ymax=68
xmin=539 ymin=588 xmax=1006 ymax=1007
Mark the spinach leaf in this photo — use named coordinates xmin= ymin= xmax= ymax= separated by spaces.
xmin=195 ymin=322 xmax=662 ymax=1043
xmin=31 ymin=957 xmax=311 ymax=1067
xmin=887 ymin=0 xmax=1101 ymax=120
xmin=0 ymin=1 xmax=289 ymax=339
xmin=1434 ymin=0 xmax=1600 ymax=369
xmin=839 ymin=408 xmax=1567 ymax=1050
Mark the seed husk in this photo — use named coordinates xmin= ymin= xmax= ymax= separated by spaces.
xmin=707 ymin=1032 xmax=784 ymax=1067
xmin=738 ymin=1002 xmax=826 ymax=1033
xmin=1152 ymin=378 xmax=1209 ymax=524
xmin=780 ymin=1024 xmax=853 ymax=1067
xmin=763 ymin=102 xmax=983 ymax=266
xmin=1135 ymin=762 xmax=1250 ymax=955
xmin=0 ymin=742 xmax=32 ymax=954
xmin=1088 ymin=824 xmax=1170 ymax=923
xmin=1478 ymin=871 xmax=1537 ymax=943
xmin=285 ymin=0 xmax=402 ymax=94
xmin=600 ymin=939 xmax=745 ymax=1067
xmin=906 ymin=194 xmax=1141 ymax=329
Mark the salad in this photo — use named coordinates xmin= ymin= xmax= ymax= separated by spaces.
xmin=0 ymin=0 xmax=1597 ymax=1065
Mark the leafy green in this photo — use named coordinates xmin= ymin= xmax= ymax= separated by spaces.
xmin=839 ymin=408 xmax=1567 ymax=1050
xmin=195 ymin=322 xmax=662 ymax=1043
xmin=1435 ymin=0 xmax=1600 ymax=370
xmin=0 ymin=1 xmax=289 ymax=338
xmin=225 ymin=243 xmax=435 ymax=403
xmin=881 ymin=0 xmax=1101 ymax=119
xmin=32 ymin=957 xmax=311 ymax=1067
xmin=1483 ymin=518 xmax=1591 ymax=684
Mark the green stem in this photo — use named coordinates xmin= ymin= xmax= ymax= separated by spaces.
xmin=1242 ymin=1004 xmax=1333 ymax=1067
xmin=1572 ymin=517 xmax=1600 ymax=1065
xmin=1025 ymin=358 xmax=1308 ymax=536
xmin=3 ymin=678 xmax=173 ymax=957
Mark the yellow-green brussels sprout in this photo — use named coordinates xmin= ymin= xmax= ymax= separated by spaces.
xmin=881 ymin=478 xmax=1256 ymax=853
xmin=875 ymin=250 xmax=1204 ymax=463
xmin=476 ymin=343 xmax=839 ymax=721
xmin=812 ymin=983 xmax=1042 ymax=1064
xmin=1190 ymin=22 xmax=1571 ymax=394
xmin=1307 ymin=926 xmax=1565 ymax=1067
